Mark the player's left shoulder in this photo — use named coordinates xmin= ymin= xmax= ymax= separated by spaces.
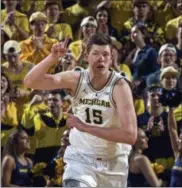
xmin=114 ymin=71 xmax=132 ymax=88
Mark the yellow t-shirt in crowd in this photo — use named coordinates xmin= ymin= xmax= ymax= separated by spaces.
xmin=68 ymin=39 xmax=82 ymax=60
xmin=1 ymin=101 xmax=18 ymax=147
xmin=20 ymin=35 xmax=58 ymax=66
xmin=34 ymin=112 xmax=67 ymax=149
xmin=134 ymin=99 xmax=145 ymax=116
xmin=120 ymin=64 xmax=132 ymax=82
xmin=21 ymin=103 xmax=49 ymax=154
xmin=150 ymin=0 xmax=175 ymax=30
xmin=45 ymin=23 xmax=73 ymax=41
xmin=174 ymin=104 xmax=182 ymax=122
xmin=2 ymin=61 xmax=34 ymax=89
xmin=165 ymin=15 xmax=182 ymax=41
xmin=109 ymin=1 xmax=133 ymax=35
xmin=1 ymin=10 xmax=30 ymax=41
xmin=2 ymin=61 xmax=34 ymax=120
xmin=20 ymin=0 xmax=46 ymax=13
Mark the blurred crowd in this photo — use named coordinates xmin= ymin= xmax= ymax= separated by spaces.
xmin=1 ymin=0 xmax=182 ymax=187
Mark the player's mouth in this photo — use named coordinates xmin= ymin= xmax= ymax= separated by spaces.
xmin=97 ymin=65 xmax=105 ymax=69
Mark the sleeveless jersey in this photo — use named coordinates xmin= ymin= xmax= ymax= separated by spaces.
xmin=70 ymin=69 xmax=131 ymax=157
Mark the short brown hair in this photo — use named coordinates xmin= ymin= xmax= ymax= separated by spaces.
xmin=86 ymin=33 xmax=112 ymax=54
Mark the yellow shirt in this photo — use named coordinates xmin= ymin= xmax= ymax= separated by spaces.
xmin=174 ymin=104 xmax=182 ymax=122
xmin=34 ymin=112 xmax=67 ymax=149
xmin=1 ymin=10 xmax=30 ymax=41
xmin=150 ymin=1 xmax=175 ymax=30
xmin=109 ymin=1 xmax=133 ymax=34
xmin=63 ymin=3 xmax=90 ymax=39
xmin=1 ymin=102 xmax=18 ymax=147
xmin=20 ymin=35 xmax=58 ymax=65
xmin=165 ymin=15 xmax=182 ymax=41
xmin=120 ymin=64 xmax=132 ymax=82
xmin=2 ymin=61 xmax=34 ymax=120
xmin=20 ymin=0 xmax=46 ymax=13
xmin=134 ymin=99 xmax=145 ymax=116
xmin=2 ymin=61 xmax=34 ymax=89
xmin=45 ymin=23 xmax=73 ymax=41
xmin=64 ymin=3 xmax=89 ymax=26
xmin=68 ymin=39 xmax=82 ymax=60
xmin=21 ymin=103 xmax=49 ymax=154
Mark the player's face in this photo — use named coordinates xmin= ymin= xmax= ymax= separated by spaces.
xmin=87 ymin=44 xmax=112 ymax=74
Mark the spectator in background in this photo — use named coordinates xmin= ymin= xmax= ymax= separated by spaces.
xmin=127 ymin=24 xmax=159 ymax=81
xmin=94 ymin=7 xmax=119 ymax=40
xmin=147 ymin=44 xmax=177 ymax=88
xmin=128 ymin=128 xmax=163 ymax=187
xmin=21 ymin=90 xmax=49 ymax=161
xmin=1 ymin=71 xmax=19 ymax=157
xmin=1 ymin=129 xmax=32 ymax=187
xmin=1 ymin=0 xmax=29 ymax=41
xmin=137 ymin=85 xmax=174 ymax=186
xmin=63 ymin=0 xmax=97 ymax=39
xmin=69 ymin=16 xmax=97 ymax=62
xmin=97 ymin=0 xmax=133 ymax=35
xmin=20 ymin=12 xmax=58 ymax=67
xmin=160 ymin=66 xmax=179 ymax=91
xmin=55 ymin=51 xmax=78 ymax=73
xmin=33 ymin=90 xmax=67 ymax=163
xmin=125 ymin=24 xmax=159 ymax=112
xmin=2 ymin=40 xmax=34 ymax=121
xmin=160 ymin=66 xmax=182 ymax=134
xmin=44 ymin=0 xmax=73 ymax=42
xmin=165 ymin=0 xmax=182 ymax=43
xmin=120 ymin=0 xmax=165 ymax=54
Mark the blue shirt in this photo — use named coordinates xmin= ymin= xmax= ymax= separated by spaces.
xmin=132 ymin=45 xmax=159 ymax=80
xmin=11 ymin=157 xmax=32 ymax=186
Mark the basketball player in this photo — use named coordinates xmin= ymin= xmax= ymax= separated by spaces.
xmin=24 ymin=33 xmax=137 ymax=187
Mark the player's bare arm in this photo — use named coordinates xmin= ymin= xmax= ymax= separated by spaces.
xmin=67 ymin=79 xmax=137 ymax=145
xmin=24 ymin=37 xmax=79 ymax=93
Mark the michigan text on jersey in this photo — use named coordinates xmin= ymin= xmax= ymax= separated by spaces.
xmin=79 ymin=98 xmax=111 ymax=108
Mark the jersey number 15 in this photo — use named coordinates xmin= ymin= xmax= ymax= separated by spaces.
xmin=85 ymin=108 xmax=103 ymax=124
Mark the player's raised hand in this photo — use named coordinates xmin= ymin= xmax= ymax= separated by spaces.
xmin=51 ymin=36 xmax=69 ymax=59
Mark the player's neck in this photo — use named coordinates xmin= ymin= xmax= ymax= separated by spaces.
xmin=88 ymin=69 xmax=111 ymax=90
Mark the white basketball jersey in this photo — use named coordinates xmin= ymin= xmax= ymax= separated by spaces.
xmin=70 ymin=69 xmax=131 ymax=157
